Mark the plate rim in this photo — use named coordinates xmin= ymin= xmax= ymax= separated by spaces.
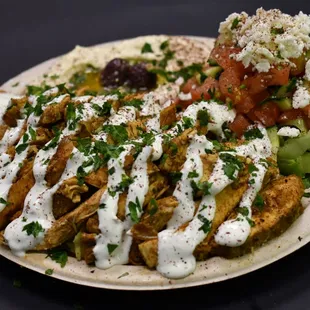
xmin=0 ymin=35 xmax=309 ymax=291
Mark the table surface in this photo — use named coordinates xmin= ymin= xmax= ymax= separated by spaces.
xmin=1 ymin=0 xmax=310 ymax=309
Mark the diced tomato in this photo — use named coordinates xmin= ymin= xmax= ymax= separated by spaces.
xmin=268 ymin=66 xmax=290 ymax=86
xmin=229 ymin=114 xmax=251 ymax=137
xmin=243 ymin=75 xmax=271 ymax=95
xmin=181 ymin=77 xmax=198 ymax=93
xmin=251 ymin=90 xmax=270 ymax=105
xmin=234 ymin=94 xmax=255 ymax=114
xmin=219 ymin=67 xmax=241 ymax=99
xmin=278 ymin=109 xmax=304 ymax=123
xmin=290 ymin=56 xmax=306 ymax=76
xmin=302 ymin=105 xmax=310 ymax=118
xmin=179 ymin=77 xmax=219 ymax=108
xmin=210 ymin=45 xmax=246 ymax=77
xmin=251 ymin=102 xmax=280 ymax=127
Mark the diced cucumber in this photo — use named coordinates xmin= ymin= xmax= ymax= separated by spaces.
xmin=277 ymin=131 xmax=310 ymax=160
xmin=267 ymin=126 xmax=280 ymax=156
xmin=282 ymin=119 xmax=307 ymax=133
xmin=204 ymin=66 xmax=223 ymax=79
xmin=207 ymin=59 xmax=219 ymax=66
xmin=275 ymin=98 xmax=292 ymax=111
xmin=278 ymin=153 xmax=310 ymax=176
xmin=276 ymin=78 xmax=297 ymax=98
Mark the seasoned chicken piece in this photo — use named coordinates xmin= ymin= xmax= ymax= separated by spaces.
xmin=86 ymin=214 xmax=100 ymax=234
xmin=53 ymin=194 xmax=76 ymax=219
xmin=39 ymin=95 xmax=70 ymax=125
xmin=31 ymin=127 xmax=53 ymax=146
xmin=160 ymin=104 xmax=177 ymax=128
xmin=45 ymin=137 xmax=74 ymax=186
xmin=79 ymin=116 xmax=106 ymax=137
xmin=138 ymin=168 xmax=249 ymax=268
xmin=85 ymin=167 xmax=108 ymax=188
xmin=206 ymin=175 xmax=304 ymax=259
xmin=0 ymin=124 xmax=8 ymax=140
xmin=36 ymin=186 xmax=106 ymax=250
xmin=0 ymin=169 xmax=35 ymax=230
xmin=3 ymin=96 xmax=27 ymax=127
xmin=56 ymin=177 xmax=88 ymax=203
xmin=80 ymin=233 xmax=96 ymax=264
xmin=126 ymin=120 xmax=145 ymax=139
xmin=159 ymin=128 xmax=195 ymax=173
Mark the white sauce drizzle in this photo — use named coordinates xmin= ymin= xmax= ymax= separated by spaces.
xmin=157 ymin=126 xmax=272 ymax=279
xmin=167 ymin=135 xmax=213 ymax=229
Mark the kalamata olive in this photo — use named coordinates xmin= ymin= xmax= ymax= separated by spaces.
xmin=126 ymin=63 xmax=157 ymax=89
xmin=100 ymin=58 xmax=129 ymax=87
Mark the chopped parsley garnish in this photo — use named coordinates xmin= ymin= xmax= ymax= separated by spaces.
xmin=160 ymin=153 xmax=168 ymax=164
xmin=212 ymin=140 xmax=224 ymax=152
xmin=169 ymin=142 xmax=178 ymax=156
xmin=182 ymin=116 xmax=194 ymax=129
xmin=237 ymin=207 xmax=249 ymax=217
xmin=45 ymin=269 xmax=54 ymax=276
xmin=118 ymin=272 xmax=129 ymax=279
xmin=141 ymin=42 xmax=153 ymax=54
xmin=197 ymin=214 xmax=211 ymax=234
xmin=66 ymin=103 xmax=78 ymax=130
xmin=247 ymin=218 xmax=255 ymax=227
xmin=99 ymin=203 xmax=106 ymax=209
xmin=160 ymin=40 xmax=169 ymax=50
xmin=188 ymin=170 xmax=199 ymax=178
xmin=197 ymin=110 xmax=209 ymax=126
xmin=170 ymin=171 xmax=182 ymax=185
xmin=92 ymin=101 xmax=112 ymax=116
xmin=77 ymin=166 xmax=87 ymax=185
xmin=22 ymin=221 xmax=44 ymax=238
xmin=244 ymin=127 xmax=264 ymax=140
xmin=231 ymin=17 xmax=240 ymax=30
xmin=239 ymin=84 xmax=247 ymax=90
xmin=103 ymin=125 xmax=128 ymax=144
xmin=107 ymin=243 xmax=118 ymax=255
xmin=43 ymin=127 xmax=61 ymax=150
xmin=303 ymin=192 xmax=310 ymax=198
xmin=26 ymin=84 xmax=51 ymax=96
xmin=47 ymin=249 xmax=68 ymax=268
xmin=22 ymin=133 xmax=29 ymax=143
xmin=248 ymin=163 xmax=258 ymax=174
xmin=108 ymin=188 xmax=116 ymax=197
xmin=0 ymin=197 xmax=10 ymax=206
xmin=141 ymin=132 xmax=155 ymax=146
xmin=219 ymin=153 xmax=243 ymax=180
xmin=122 ymin=98 xmax=144 ymax=110
xmin=28 ymin=127 xmax=36 ymax=141
xmin=76 ymin=138 xmax=92 ymax=156
xmin=149 ymin=198 xmax=158 ymax=216
xmin=15 ymin=143 xmax=28 ymax=154
xmin=254 ymin=194 xmax=264 ymax=210
xmin=116 ymin=174 xmax=134 ymax=192
xmin=94 ymin=141 xmax=125 ymax=163
xmin=271 ymin=27 xmax=284 ymax=35
xmin=127 ymin=197 xmax=142 ymax=223
xmin=108 ymin=167 xmax=115 ymax=175
xmin=50 ymin=74 xmax=60 ymax=80
xmin=191 ymin=180 xmax=213 ymax=196
xmin=158 ymin=49 xmax=175 ymax=69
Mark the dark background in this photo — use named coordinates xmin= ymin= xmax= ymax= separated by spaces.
xmin=1 ymin=0 xmax=310 ymax=309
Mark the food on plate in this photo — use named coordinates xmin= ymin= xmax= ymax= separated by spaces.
xmin=0 ymin=8 xmax=309 ymax=280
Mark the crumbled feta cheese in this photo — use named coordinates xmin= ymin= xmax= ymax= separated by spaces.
xmin=305 ymin=60 xmax=310 ymax=81
xmin=179 ymin=92 xmax=192 ymax=101
xmin=293 ymin=85 xmax=310 ymax=109
xmin=175 ymin=77 xmax=184 ymax=86
xmin=277 ymin=126 xmax=300 ymax=137
xmin=220 ymin=8 xmax=310 ymax=72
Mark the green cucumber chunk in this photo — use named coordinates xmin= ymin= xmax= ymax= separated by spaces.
xmin=275 ymin=98 xmax=292 ymax=111
xmin=278 ymin=153 xmax=310 ymax=176
xmin=204 ymin=66 xmax=223 ymax=79
xmin=282 ymin=119 xmax=307 ymax=133
xmin=267 ymin=126 xmax=280 ymax=155
xmin=277 ymin=131 xmax=310 ymax=160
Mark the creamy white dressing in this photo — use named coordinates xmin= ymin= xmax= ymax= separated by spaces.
xmin=167 ymin=134 xmax=213 ymax=229
xmin=4 ymin=147 xmax=85 ymax=256
xmin=106 ymin=106 xmax=136 ymax=126
xmin=157 ymin=126 xmax=272 ymax=278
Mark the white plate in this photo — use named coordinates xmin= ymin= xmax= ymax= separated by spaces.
xmin=0 ymin=36 xmax=309 ymax=290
